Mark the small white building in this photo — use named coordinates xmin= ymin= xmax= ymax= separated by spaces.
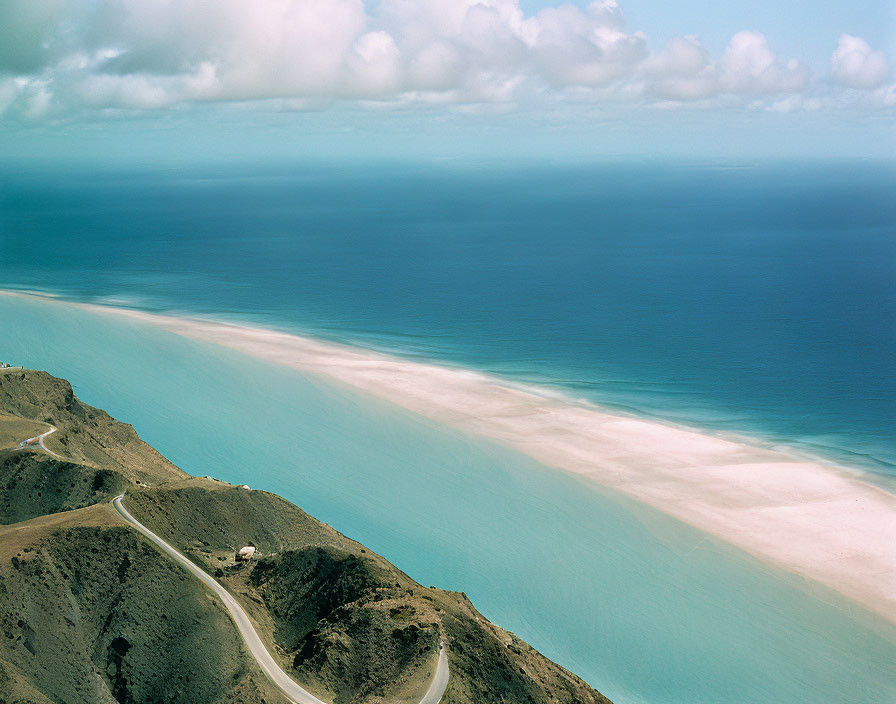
xmin=236 ymin=546 xmax=256 ymax=561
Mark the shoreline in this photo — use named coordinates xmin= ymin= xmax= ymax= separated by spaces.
xmin=4 ymin=289 xmax=895 ymax=623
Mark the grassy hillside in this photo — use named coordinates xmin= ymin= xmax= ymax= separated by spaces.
xmin=0 ymin=369 xmax=612 ymax=704
xmin=0 ymin=450 xmax=127 ymax=524
xmin=0 ymin=504 xmax=287 ymax=704
xmin=0 ymin=414 xmax=48 ymax=451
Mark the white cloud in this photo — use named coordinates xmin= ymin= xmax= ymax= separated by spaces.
xmin=642 ymin=31 xmax=807 ymax=102
xmin=719 ymin=31 xmax=808 ymax=94
xmin=0 ymin=0 xmax=890 ymax=119
xmin=522 ymin=2 xmax=647 ymax=87
xmin=642 ymin=35 xmax=716 ymax=100
xmin=348 ymin=31 xmax=401 ymax=96
xmin=767 ymin=95 xmax=822 ymax=113
xmin=830 ymin=34 xmax=890 ymax=89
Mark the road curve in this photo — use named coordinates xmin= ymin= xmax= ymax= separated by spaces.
xmin=112 ymin=493 xmax=449 ymax=704
xmin=18 ymin=424 xmax=65 ymax=460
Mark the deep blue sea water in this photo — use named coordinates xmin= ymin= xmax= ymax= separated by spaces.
xmin=1 ymin=161 xmax=895 ymax=703
xmin=1 ymin=160 xmax=893 ymax=472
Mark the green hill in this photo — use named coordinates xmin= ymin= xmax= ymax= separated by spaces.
xmin=0 ymin=369 xmax=611 ymax=704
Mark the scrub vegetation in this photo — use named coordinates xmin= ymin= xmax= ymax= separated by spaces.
xmin=0 ymin=369 xmax=611 ymax=704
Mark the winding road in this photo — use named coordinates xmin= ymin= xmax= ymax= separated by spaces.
xmin=112 ymin=493 xmax=449 ymax=704
xmin=17 ymin=424 xmax=65 ymax=460
xmin=10 ymin=413 xmax=449 ymax=703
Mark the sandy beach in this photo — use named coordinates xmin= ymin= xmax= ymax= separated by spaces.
xmin=6 ymin=290 xmax=896 ymax=623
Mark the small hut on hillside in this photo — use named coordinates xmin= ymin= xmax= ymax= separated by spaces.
xmin=236 ymin=545 xmax=256 ymax=562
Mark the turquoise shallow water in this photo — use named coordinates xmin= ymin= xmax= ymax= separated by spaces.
xmin=2 ymin=294 xmax=895 ymax=704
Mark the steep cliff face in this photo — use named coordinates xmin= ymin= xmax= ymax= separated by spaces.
xmin=0 ymin=370 xmax=613 ymax=704
xmin=248 ymin=546 xmax=610 ymax=704
xmin=250 ymin=548 xmax=442 ymax=704
xmin=0 ymin=369 xmax=185 ymax=486
xmin=130 ymin=482 xmax=612 ymax=704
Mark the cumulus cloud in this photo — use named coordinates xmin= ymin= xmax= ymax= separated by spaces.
xmin=830 ymin=34 xmax=890 ymax=89
xmin=0 ymin=0 xmax=890 ymax=119
xmin=3 ymin=0 xmax=654 ymax=113
xmin=642 ymin=36 xmax=716 ymax=100
xmin=522 ymin=2 xmax=647 ymax=87
xmin=642 ymin=31 xmax=807 ymax=101
xmin=719 ymin=31 xmax=808 ymax=94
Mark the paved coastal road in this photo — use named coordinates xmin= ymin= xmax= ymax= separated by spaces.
xmin=112 ymin=494 xmax=449 ymax=704
xmin=420 ymin=643 xmax=450 ymax=704
xmin=18 ymin=424 xmax=65 ymax=460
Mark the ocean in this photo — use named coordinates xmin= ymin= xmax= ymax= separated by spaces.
xmin=2 ymin=160 xmax=894 ymax=474
xmin=1 ymin=160 xmax=895 ymax=702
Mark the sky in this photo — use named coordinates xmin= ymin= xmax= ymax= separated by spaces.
xmin=0 ymin=0 xmax=893 ymax=162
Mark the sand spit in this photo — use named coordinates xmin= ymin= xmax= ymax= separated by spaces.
xmin=5 ymin=291 xmax=895 ymax=621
